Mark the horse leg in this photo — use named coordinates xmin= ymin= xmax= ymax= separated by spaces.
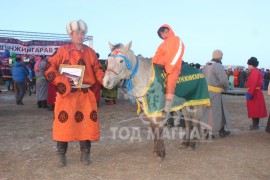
xmin=150 ymin=121 xmax=158 ymax=155
xmin=189 ymin=106 xmax=199 ymax=150
xmin=179 ymin=107 xmax=191 ymax=149
xmin=149 ymin=119 xmax=165 ymax=160
xmin=189 ymin=105 xmax=203 ymax=150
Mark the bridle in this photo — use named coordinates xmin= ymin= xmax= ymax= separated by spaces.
xmin=105 ymin=50 xmax=167 ymax=99
xmin=106 ymin=50 xmax=134 ymax=75
xmin=106 ymin=68 xmax=119 ymax=76
xmin=106 ymin=50 xmax=142 ymax=98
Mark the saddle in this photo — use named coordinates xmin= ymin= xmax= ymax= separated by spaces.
xmin=136 ymin=63 xmax=210 ymax=117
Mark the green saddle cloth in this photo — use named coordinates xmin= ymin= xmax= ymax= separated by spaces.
xmin=137 ymin=63 xmax=210 ymax=117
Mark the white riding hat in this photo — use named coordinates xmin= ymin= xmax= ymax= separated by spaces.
xmin=66 ymin=20 xmax=88 ymax=35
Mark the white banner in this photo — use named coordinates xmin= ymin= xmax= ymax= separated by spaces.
xmin=0 ymin=38 xmax=70 ymax=57
xmin=0 ymin=42 xmax=60 ymax=55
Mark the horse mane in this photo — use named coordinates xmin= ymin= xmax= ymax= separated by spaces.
xmin=111 ymin=43 xmax=124 ymax=51
xmin=111 ymin=43 xmax=136 ymax=61
xmin=111 ymin=43 xmax=151 ymax=65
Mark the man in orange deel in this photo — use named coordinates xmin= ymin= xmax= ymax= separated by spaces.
xmin=152 ymin=24 xmax=185 ymax=116
xmin=44 ymin=20 xmax=104 ymax=166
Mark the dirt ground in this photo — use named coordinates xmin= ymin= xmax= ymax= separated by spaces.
xmin=0 ymin=86 xmax=270 ymax=180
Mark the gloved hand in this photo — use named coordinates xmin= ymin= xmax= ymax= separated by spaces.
xmin=246 ymin=93 xmax=253 ymax=100
xmin=164 ymin=99 xmax=173 ymax=114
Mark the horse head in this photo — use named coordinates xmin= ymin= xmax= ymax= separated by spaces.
xmin=103 ymin=41 xmax=136 ymax=89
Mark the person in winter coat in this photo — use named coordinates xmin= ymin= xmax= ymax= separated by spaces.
xmin=35 ymin=55 xmax=48 ymax=108
xmin=25 ymin=60 xmax=34 ymax=96
xmin=245 ymin=57 xmax=267 ymax=130
xmin=238 ymin=68 xmax=247 ymax=88
xmin=1 ymin=50 xmax=13 ymax=91
xmin=11 ymin=58 xmax=29 ymax=105
xmin=233 ymin=68 xmax=239 ymax=87
xmin=44 ymin=20 xmax=104 ymax=166
xmin=201 ymin=50 xmax=231 ymax=137
xmin=265 ymin=69 xmax=270 ymax=90
xmin=151 ymin=24 xmax=185 ymax=116
xmin=266 ymin=87 xmax=270 ymax=133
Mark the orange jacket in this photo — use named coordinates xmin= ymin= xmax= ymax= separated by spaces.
xmin=44 ymin=43 xmax=104 ymax=142
xmin=152 ymin=24 xmax=185 ymax=74
xmin=233 ymin=69 xmax=239 ymax=86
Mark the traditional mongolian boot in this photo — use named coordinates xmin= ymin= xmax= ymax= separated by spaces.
xmin=37 ymin=101 xmax=42 ymax=108
xmin=80 ymin=140 xmax=91 ymax=165
xmin=250 ymin=118 xmax=259 ymax=130
xmin=219 ymin=126 xmax=230 ymax=138
xmin=41 ymin=100 xmax=48 ymax=109
xmin=56 ymin=141 xmax=68 ymax=167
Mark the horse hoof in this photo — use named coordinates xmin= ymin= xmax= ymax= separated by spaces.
xmin=179 ymin=143 xmax=188 ymax=149
xmin=153 ymin=151 xmax=165 ymax=160
xmin=158 ymin=151 xmax=166 ymax=159
xmin=189 ymin=142 xmax=196 ymax=150
xmin=154 ymin=155 xmax=164 ymax=162
xmin=179 ymin=141 xmax=189 ymax=149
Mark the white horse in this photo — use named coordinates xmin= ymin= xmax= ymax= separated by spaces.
xmin=103 ymin=42 xmax=209 ymax=159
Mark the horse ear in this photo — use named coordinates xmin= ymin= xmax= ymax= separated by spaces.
xmin=125 ymin=41 xmax=132 ymax=51
xmin=109 ymin=42 xmax=114 ymax=51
